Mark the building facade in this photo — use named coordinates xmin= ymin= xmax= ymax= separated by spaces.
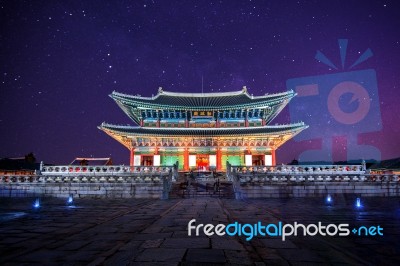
xmin=99 ymin=87 xmax=307 ymax=171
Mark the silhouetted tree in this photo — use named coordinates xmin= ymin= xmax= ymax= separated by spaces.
xmin=25 ymin=152 xmax=36 ymax=164
xmin=79 ymin=159 xmax=88 ymax=166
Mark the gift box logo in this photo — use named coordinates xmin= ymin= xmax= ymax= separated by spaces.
xmin=287 ymin=39 xmax=381 ymax=162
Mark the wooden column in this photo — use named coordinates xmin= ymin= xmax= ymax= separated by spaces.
xmin=271 ymin=149 xmax=276 ymax=166
xmin=216 ymin=147 xmax=222 ymax=171
xmin=129 ymin=148 xmax=135 ymax=166
xmin=184 ymin=148 xmax=189 ymax=171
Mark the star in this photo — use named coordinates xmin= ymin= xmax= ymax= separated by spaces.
xmin=0 ymin=0 xmax=397 ymax=165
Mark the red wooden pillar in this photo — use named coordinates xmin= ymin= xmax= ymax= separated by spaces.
xmin=154 ymin=146 xmax=159 ymax=155
xmin=184 ymin=148 xmax=189 ymax=171
xmin=129 ymin=148 xmax=135 ymax=166
xmin=271 ymin=149 xmax=276 ymax=166
xmin=216 ymin=147 xmax=222 ymax=171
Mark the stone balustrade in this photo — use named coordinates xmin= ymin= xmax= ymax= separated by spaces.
xmin=225 ymin=163 xmax=399 ymax=185
xmin=40 ymin=165 xmax=174 ymax=176
xmin=0 ymin=173 xmax=171 ymax=184
xmin=0 ymin=170 xmax=176 ymax=199
xmin=230 ymin=164 xmax=365 ymax=175
xmin=225 ymin=163 xmax=400 ymax=199
xmin=233 ymin=173 xmax=399 ymax=184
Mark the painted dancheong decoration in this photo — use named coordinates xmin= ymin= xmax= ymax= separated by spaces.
xmin=99 ymin=87 xmax=308 ymax=170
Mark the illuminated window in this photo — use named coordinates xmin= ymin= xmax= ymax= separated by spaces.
xmin=189 ymin=155 xmax=196 ymax=167
xmin=153 ymin=155 xmax=160 ymax=166
xmin=209 ymin=155 xmax=216 ymax=167
xmin=245 ymin=155 xmax=252 ymax=166
xmin=265 ymin=155 xmax=272 ymax=166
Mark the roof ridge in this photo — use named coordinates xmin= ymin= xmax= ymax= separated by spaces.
xmin=159 ymin=89 xmax=247 ymax=98
xmin=111 ymin=88 xmax=295 ymax=101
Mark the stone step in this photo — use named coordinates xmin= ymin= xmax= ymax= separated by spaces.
xmin=169 ymin=180 xmax=235 ymax=199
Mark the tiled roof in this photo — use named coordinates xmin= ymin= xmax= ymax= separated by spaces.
xmin=99 ymin=122 xmax=308 ymax=137
xmin=111 ymin=88 xmax=295 ymax=110
xmin=70 ymin=158 xmax=112 ymax=166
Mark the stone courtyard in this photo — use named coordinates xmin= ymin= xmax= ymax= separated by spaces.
xmin=1 ymin=196 xmax=399 ymax=265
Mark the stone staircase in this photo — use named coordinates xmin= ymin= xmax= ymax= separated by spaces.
xmin=169 ymin=172 xmax=234 ymax=199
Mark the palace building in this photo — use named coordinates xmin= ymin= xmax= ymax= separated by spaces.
xmin=99 ymin=87 xmax=307 ymax=171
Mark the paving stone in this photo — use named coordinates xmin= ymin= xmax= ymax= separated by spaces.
xmin=162 ymin=238 xmax=209 ymax=248
xmin=224 ymin=250 xmax=253 ymax=265
xmin=171 ymin=231 xmax=190 ymax=238
xmin=87 ymin=256 xmax=106 ymax=266
xmin=0 ymin=237 xmax=28 ymax=244
xmin=278 ymin=249 xmax=326 ymax=263
xmin=211 ymin=238 xmax=245 ymax=250
xmin=263 ymin=258 xmax=291 ymax=265
xmin=141 ymin=239 xmax=164 ymax=248
xmin=62 ymin=250 xmax=100 ymax=263
xmin=83 ymin=240 xmax=121 ymax=251
xmin=1 ymin=197 xmax=400 ymax=265
xmin=261 ymin=239 xmax=297 ymax=249
xmin=133 ymin=232 xmax=172 ymax=240
xmin=130 ymin=262 xmax=178 ymax=266
xmin=58 ymin=240 xmax=90 ymax=251
xmin=185 ymin=248 xmax=226 ymax=263
xmin=135 ymin=248 xmax=185 ymax=262
xmin=161 ymin=226 xmax=186 ymax=233
xmin=103 ymin=250 xmax=134 ymax=265
xmin=14 ymin=249 xmax=69 ymax=263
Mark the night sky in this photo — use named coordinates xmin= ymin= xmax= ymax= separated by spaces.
xmin=1 ymin=0 xmax=399 ymax=165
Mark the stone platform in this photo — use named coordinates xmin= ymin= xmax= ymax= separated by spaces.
xmin=1 ymin=197 xmax=399 ymax=265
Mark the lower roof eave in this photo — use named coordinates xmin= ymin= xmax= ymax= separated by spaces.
xmin=99 ymin=123 xmax=308 ymax=138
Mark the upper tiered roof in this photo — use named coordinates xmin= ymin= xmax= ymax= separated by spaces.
xmin=111 ymin=87 xmax=295 ymax=110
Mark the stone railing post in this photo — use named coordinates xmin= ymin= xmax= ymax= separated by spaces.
xmin=161 ymin=172 xmax=171 ymax=200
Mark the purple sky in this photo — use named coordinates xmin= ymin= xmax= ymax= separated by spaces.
xmin=1 ymin=1 xmax=399 ymax=165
